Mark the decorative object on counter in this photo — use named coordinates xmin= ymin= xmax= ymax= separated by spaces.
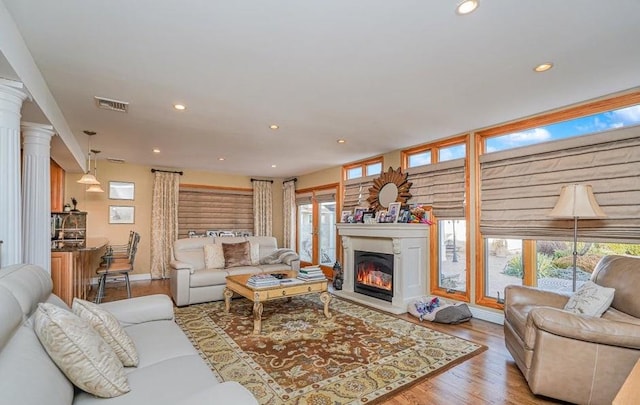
xmin=63 ymin=204 xmax=71 ymax=212
xmin=71 ymin=197 xmax=78 ymax=212
xmin=409 ymin=205 xmax=434 ymax=225
xmin=332 ymin=260 xmax=343 ymax=290
xmin=367 ymin=166 xmax=413 ymax=211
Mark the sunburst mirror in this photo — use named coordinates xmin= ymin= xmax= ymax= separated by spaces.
xmin=367 ymin=167 xmax=412 ymax=211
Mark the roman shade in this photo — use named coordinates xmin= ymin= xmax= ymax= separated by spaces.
xmin=406 ymin=158 xmax=466 ymax=218
xmin=342 ymin=176 xmax=375 ymax=212
xmin=479 ymin=126 xmax=640 ymax=241
xmin=178 ymin=186 xmax=253 ymax=238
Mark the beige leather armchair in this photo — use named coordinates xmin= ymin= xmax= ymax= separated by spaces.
xmin=504 ymin=255 xmax=640 ymax=405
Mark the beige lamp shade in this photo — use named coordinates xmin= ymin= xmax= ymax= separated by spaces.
xmin=77 ymin=173 xmax=100 ymax=185
xmin=548 ymin=184 xmax=607 ymax=219
xmin=86 ymin=184 xmax=105 ymax=193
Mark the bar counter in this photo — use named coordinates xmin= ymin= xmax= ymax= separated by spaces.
xmin=51 ymin=237 xmax=109 ymax=306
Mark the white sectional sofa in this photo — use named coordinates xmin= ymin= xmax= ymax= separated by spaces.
xmin=170 ymin=236 xmax=300 ymax=306
xmin=0 ymin=264 xmax=257 ymax=405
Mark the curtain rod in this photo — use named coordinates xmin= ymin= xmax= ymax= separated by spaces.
xmin=251 ymin=178 xmax=273 ymax=183
xmin=284 ymin=177 xmax=297 ymax=183
xmin=151 ymin=169 xmax=183 ymax=175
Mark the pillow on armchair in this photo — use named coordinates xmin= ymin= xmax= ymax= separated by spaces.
xmin=564 ymin=281 xmax=615 ymax=317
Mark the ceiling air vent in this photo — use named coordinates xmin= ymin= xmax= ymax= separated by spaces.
xmin=107 ymin=157 xmax=126 ymax=164
xmin=94 ymin=96 xmax=129 ymax=113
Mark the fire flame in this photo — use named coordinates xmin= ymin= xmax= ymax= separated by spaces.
xmin=356 ymin=263 xmax=392 ymax=291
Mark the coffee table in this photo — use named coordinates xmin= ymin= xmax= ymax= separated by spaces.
xmin=223 ymin=270 xmax=331 ymax=334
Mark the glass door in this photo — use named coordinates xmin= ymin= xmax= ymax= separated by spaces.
xmin=296 ymin=186 xmax=338 ymax=275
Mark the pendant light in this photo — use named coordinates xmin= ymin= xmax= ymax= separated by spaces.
xmin=86 ymin=149 xmax=105 ymax=193
xmin=77 ymin=131 xmax=101 ymax=185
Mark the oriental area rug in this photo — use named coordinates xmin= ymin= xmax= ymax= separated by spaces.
xmin=174 ymin=295 xmax=485 ymax=405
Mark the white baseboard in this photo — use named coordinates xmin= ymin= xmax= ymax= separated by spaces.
xmin=469 ymin=306 xmax=504 ymax=325
xmin=90 ymin=273 xmax=152 ymax=285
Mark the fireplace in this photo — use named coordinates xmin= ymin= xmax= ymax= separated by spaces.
xmin=354 ymin=250 xmax=394 ymax=302
xmin=335 ymin=223 xmax=429 ymax=314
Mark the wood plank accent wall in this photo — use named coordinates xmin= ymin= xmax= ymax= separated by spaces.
xmin=177 ymin=185 xmax=253 ymax=239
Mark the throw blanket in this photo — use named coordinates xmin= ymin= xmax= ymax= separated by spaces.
xmin=259 ymin=248 xmax=299 ymax=265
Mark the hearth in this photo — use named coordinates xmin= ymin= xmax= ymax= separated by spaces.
xmin=354 ymin=250 xmax=394 ymax=302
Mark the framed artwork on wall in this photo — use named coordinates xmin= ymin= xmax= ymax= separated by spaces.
xmin=109 ymin=206 xmax=135 ymax=224
xmin=109 ymin=181 xmax=135 ymax=200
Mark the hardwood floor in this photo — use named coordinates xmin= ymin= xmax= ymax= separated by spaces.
xmin=90 ymin=279 xmax=563 ymax=405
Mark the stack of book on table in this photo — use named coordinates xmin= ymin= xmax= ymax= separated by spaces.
xmin=246 ymin=274 xmax=280 ymax=288
xmin=297 ymin=265 xmax=326 ymax=281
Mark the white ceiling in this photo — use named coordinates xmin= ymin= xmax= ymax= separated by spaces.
xmin=2 ymin=0 xmax=640 ymax=177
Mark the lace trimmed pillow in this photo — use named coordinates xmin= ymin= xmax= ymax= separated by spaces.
xmin=564 ymin=281 xmax=615 ymax=317
xmin=72 ymin=298 xmax=139 ymax=367
xmin=34 ymin=303 xmax=130 ymax=398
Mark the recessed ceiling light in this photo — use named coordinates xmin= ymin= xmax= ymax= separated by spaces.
xmin=271 ymin=164 xmax=277 ymax=168
xmin=269 ymin=124 xmax=279 ymax=130
xmin=174 ymin=104 xmax=186 ymax=110
xmin=534 ymin=62 xmax=554 ymax=72
xmin=337 ymin=139 xmax=346 ymax=144
xmin=153 ymin=148 xmax=160 ymax=153
xmin=456 ymin=0 xmax=479 ymax=15
xmin=218 ymin=157 xmax=225 ymax=161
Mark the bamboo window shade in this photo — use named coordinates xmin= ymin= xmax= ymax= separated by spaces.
xmin=479 ymin=126 xmax=640 ymax=241
xmin=342 ymin=176 xmax=376 ymax=212
xmin=178 ymin=186 xmax=253 ymax=239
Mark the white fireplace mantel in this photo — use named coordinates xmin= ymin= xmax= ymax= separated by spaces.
xmin=335 ymin=223 xmax=430 ymax=314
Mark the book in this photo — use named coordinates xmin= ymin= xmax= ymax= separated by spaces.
xmin=279 ymin=278 xmax=304 ymax=285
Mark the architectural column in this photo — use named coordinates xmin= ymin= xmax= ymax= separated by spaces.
xmin=0 ymin=81 xmax=29 ymax=267
xmin=22 ymin=122 xmax=55 ymax=273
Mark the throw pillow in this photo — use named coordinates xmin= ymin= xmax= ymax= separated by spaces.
xmin=72 ymin=298 xmax=139 ymax=367
xmin=203 ymin=243 xmax=225 ymax=269
xmin=33 ymin=303 xmax=130 ymax=398
xmin=222 ymin=241 xmax=252 ymax=268
xmin=564 ymin=281 xmax=615 ymax=317
xmin=249 ymin=241 xmax=260 ymax=265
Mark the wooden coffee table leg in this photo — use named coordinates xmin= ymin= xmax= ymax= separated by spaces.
xmin=320 ymin=292 xmax=332 ymax=318
xmin=223 ymin=288 xmax=233 ymax=312
xmin=252 ymin=301 xmax=264 ymax=334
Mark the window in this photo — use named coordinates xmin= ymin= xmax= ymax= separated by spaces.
xmin=486 ymin=103 xmax=640 ymax=153
xmin=408 ymin=151 xmax=431 ymax=168
xmin=476 ymin=91 xmax=640 ymax=308
xmin=437 ymin=219 xmax=467 ymax=293
xmin=344 ymin=157 xmax=383 ymax=180
xmin=403 ymin=136 xmax=466 ymax=169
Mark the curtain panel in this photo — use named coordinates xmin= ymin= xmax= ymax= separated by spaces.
xmin=253 ymin=180 xmax=273 ymax=236
xmin=178 ymin=186 xmax=253 ymax=238
xmin=406 ymin=158 xmax=466 ymax=218
xmin=479 ymin=126 xmax=640 ymax=241
xmin=282 ymin=179 xmax=296 ymax=249
xmin=150 ymin=172 xmax=180 ymax=279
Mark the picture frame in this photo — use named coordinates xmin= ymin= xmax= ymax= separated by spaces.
xmin=363 ymin=211 xmax=374 ymax=223
xmin=397 ymin=208 xmax=411 ymax=223
xmin=109 ymin=181 xmax=135 ymax=200
xmin=109 ymin=206 xmax=135 ymax=224
xmin=387 ymin=202 xmax=401 ymax=223
xmin=375 ymin=210 xmax=387 ymax=222
xmin=341 ymin=210 xmax=352 ymax=223
xmin=353 ymin=208 xmax=367 ymax=223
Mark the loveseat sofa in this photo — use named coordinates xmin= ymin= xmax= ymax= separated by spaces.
xmin=0 ymin=263 xmax=258 ymax=405
xmin=170 ymin=236 xmax=300 ymax=306
xmin=504 ymin=255 xmax=640 ymax=405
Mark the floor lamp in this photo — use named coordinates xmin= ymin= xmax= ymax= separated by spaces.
xmin=548 ymin=184 xmax=606 ymax=291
